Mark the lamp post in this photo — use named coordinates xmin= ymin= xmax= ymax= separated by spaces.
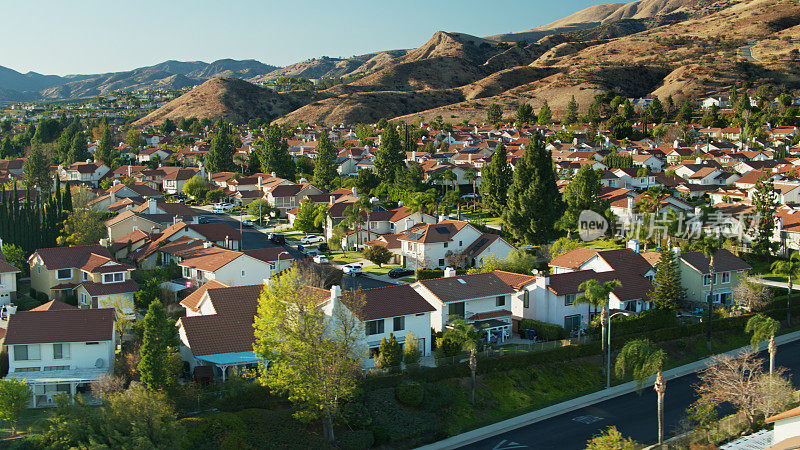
xmin=468 ymin=349 xmax=477 ymax=406
xmin=607 ymin=311 xmax=630 ymax=389
xmin=274 ymin=251 xmax=290 ymax=278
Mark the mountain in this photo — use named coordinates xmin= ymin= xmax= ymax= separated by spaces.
xmin=249 ymin=50 xmax=408 ymax=83
xmin=132 ymin=77 xmax=316 ymax=126
xmin=0 ymin=59 xmax=280 ymax=102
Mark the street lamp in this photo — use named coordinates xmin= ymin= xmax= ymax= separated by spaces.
xmin=273 ymin=251 xmax=290 ymax=278
xmin=607 ymin=310 xmax=630 ymax=389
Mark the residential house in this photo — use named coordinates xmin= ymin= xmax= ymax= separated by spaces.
xmin=678 ymin=249 xmax=751 ymax=305
xmin=397 ymin=220 xmax=514 ymax=269
xmin=60 ymin=162 xmax=111 ymax=188
xmin=175 ymin=240 xmax=274 ymax=288
xmin=5 ymin=302 xmax=115 ymax=407
xmin=0 ymin=248 xmax=21 ymax=305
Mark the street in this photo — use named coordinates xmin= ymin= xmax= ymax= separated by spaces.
xmin=460 ymin=339 xmax=800 ymax=449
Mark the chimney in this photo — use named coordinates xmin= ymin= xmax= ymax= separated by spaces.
xmin=271 ymin=171 xmax=276 ymax=178
xmin=203 ymin=241 xmax=213 ymax=249
xmin=438 ymin=215 xmax=448 ymax=222
xmin=329 ymin=195 xmax=336 ymax=206
xmin=351 ymin=187 xmax=358 ymax=197
xmin=444 ymin=267 xmax=457 ymax=278
xmin=672 ymin=246 xmax=681 ymax=258
xmin=673 ymin=139 xmax=680 ymax=149
xmin=330 ymin=285 xmax=342 ymax=303
xmin=627 ymin=239 xmax=640 ymax=254
xmin=626 ymin=197 xmax=635 ymax=211
xmin=172 ymin=215 xmax=179 ymax=225
xmin=225 ymin=235 xmax=230 ymax=249
xmin=147 ymin=198 xmax=157 ymax=214
xmin=257 ymin=176 xmax=262 ymax=189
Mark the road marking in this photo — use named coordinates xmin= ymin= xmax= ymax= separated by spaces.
xmin=572 ymin=415 xmax=604 ymax=424
xmin=492 ymin=440 xmax=528 ymax=449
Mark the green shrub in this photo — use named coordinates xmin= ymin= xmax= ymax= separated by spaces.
xmin=364 ymin=388 xmax=436 ymax=442
xmin=396 ymin=381 xmax=424 ymax=406
xmin=341 ymin=401 xmax=372 ymax=428
xmin=421 ymin=382 xmax=457 ymax=411
xmin=588 ymin=308 xmax=678 ymax=337
xmin=518 ymin=319 xmax=566 ymax=340
xmin=338 ymin=429 xmax=375 ymax=450
xmin=371 ymin=425 xmax=389 ymax=446
xmin=415 ymin=268 xmax=466 ymax=280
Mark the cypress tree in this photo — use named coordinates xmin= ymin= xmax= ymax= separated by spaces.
xmin=138 ymin=301 xmax=179 ymax=391
xmin=374 ymin=126 xmax=404 ymax=183
xmin=479 ymin=143 xmax=512 ymax=215
xmin=313 ymin=132 xmax=337 ymax=190
xmin=502 ymin=135 xmax=563 ymax=244
xmin=650 ymin=246 xmax=684 ymax=310
xmin=205 ymin=124 xmax=236 ymax=173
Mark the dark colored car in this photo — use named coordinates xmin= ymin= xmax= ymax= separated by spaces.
xmin=388 ymin=267 xmax=415 ymax=279
xmin=268 ymin=233 xmax=286 ymax=244
xmin=197 ymin=216 xmax=209 ymax=224
xmin=317 ymin=243 xmax=329 ymax=252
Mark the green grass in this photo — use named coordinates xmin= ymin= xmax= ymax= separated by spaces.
xmin=329 ymin=251 xmax=363 ymax=265
xmin=400 ymin=276 xmax=417 ymax=283
xmin=362 ymin=264 xmax=401 ymax=276
xmin=0 ymin=408 xmax=50 ymax=438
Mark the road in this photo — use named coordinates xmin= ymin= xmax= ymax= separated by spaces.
xmin=738 ymin=39 xmax=760 ymax=62
xmin=461 ymin=339 xmax=800 ymax=449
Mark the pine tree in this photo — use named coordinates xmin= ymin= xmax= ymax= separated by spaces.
xmin=487 ymin=104 xmax=503 ymax=125
xmin=138 ymin=301 xmax=179 ymax=391
xmin=96 ymin=126 xmax=114 ymax=166
xmin=67 ymin=132 xmax=90 ymax=164
xmin=374 ymin=126 xmax=404 ymax=183
xmin=502 ymin=135 xmax=563 ymax=244
xmin=564 ymin=96 xmax=579 ymax=125
xmin=752 ymin=175 xmax=779 ymax=255
xmin=537 ymin=101 xmax=552 ymax=125
xmin=650 ymin=246 xmax=684 ymax=310
xmin=205 ymin=124 xmax=236 ymax=173
xmin=558 ymin=165 xmax=606 ymax=232
xmin=647 ymin=96 xmax=665 ymax=123
xmin=259 ymin=125 xmax=295 ymax=180
xmin=479 ymin=143 xmax=512 ymax=215
xmin=313 ymin=132 xmax=337 ymax=190
xmin=23 ymin=143 xmax=53 ymax=197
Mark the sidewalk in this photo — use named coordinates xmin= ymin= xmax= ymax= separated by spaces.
xmin=418 ymin=329 xmax=800 ymax=450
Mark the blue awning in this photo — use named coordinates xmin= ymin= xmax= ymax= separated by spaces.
xmin=196 ymin=351 xmax=262 ymax=365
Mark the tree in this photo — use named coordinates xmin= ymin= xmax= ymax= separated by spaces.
xmin=294 ymin=199 xmax=324 ymax=234
xmin=696 ymin=238 xmax=719 ymax=351
xmin=558 ymin=165 xmax=605 ymax=233
xmin=374 ymin=126 xmax=404 ymax=183
xmin=2 ymin=243 xmax=27 ymax=276
xmin=137 ymin=300 xmax=179 ymax=391
xmin=96 ymin=126 xmax=114 ymax=166
xmin=23 ymin=143 xmax=53 ymax=196
xmin=746 ymin=314 xmax=780 ymax=374
xmin=363 ymin=245 xmax=392 ymax=267
xmin=68 ymin=132 xmax=90 ymax=164
xmin=515 ymin=103 xmax=534 ymax=125
xmin=313 ymin=132 xmax=337 ymax=190
xmin=733 ymin=276 xmax=773 ymax=311
xmin=205 ymin=124 xmax=236 ymax=173
xmin=59 ymin=188 xmax=107 ymax=246
xmin=576 ymin=279 xmax=620 ymax=378
xmin=159 ymin=118 xmax=176 ymax=135
xmin=486 ymin=103 xmax=502 ymax=124
xmin=647 ymin=96 xmax=665 ymax=123
xmin=403 ymin=331 xmax=422 ymax=365
xmin=771 ymin=251 xmax=800 ymax=326
xmin=563 ymin=96 xmax=579 ymax=125
xmin=0 ymin=378 xmax=32 ymax=435
xmin=649 ymin=245 xmax=684 ymax=310
xmin=125 ymin=129 xmax=145 ymax=149
xmin=354 ymin=168 xmax=379 ymax=196
xmin=259 ymin=125 xmax=295 ymax=180
xmin=537 ymin=101 xmax=552 ymax=125
xmin=479 ymin=143 xmax=512 ymax=215
xmin=585 ymin=426 xmax=639 ymax=450
xmin=752 ymin=175 xmax=779 ymax=256
xmin=253 ymin=267 xmax=365 ymax=446
xmin=503 ymin=135 xmax=563 ymax=244
xmin=182 ymin=175 xmax=210 ymax=200
xmin=614 ymin=339 xmax=667 ymax=445
xmin=677 ymin=100 xmax=694 ymax=124
xmin=697 ymin=352 xmax=794 ymax=429
xmin=437 ymin=318 xmax=479 ymax=354
xmin=245 ymin=199 xmax=274 ymax=224
xmin=377 ymin=333 xmax=403 ymax=369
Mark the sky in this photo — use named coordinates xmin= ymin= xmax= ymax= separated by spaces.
xmin=0 ymin=0 xmax=615 ymax=76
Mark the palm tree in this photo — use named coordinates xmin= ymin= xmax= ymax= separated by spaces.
xmin=576 ymin=278 xmax=622 ymax=377
xmin=770 ymin=251 xmax=800 ymax=326
xmin=745 ymin=313 xmax=780 ymax=374
xmin=615 ymin=339 xmax=667 ymax=445
xmin=344 ymin=203 xmax=365 ymax=251
xmin=696 ymin=237 xmax=720 ymax=351
xmin=443 ymin=169 xmax=456 ymax=194
xmin=464 ymin=169 xmax=477 ymax=211
xmin=233 ymin=154 xmax=246 ymax=174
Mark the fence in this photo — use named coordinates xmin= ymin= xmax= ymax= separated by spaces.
xmin=432 ymin=334 xmax=598 ymax=367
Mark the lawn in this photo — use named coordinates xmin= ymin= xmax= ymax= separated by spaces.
xmin=362 ymin=264 xmax=400 ymax=276
xmin=329 ymin=251 xmax=363 ymax=265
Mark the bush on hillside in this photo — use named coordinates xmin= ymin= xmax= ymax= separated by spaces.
xmin=396 ymin=381 xmax=424 ymax=407
xmin=338 ymin=429 xmax=375 ymax=450
xmin=518 ymin=319 xmax=566 ymax=341
xmin=588 ymin=308 xmax=678 ymax=337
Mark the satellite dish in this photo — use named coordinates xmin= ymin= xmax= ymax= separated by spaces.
xmin=531 ymin=269 xmax=539 ymax=275
xmin=95 ymin=358 xmax=105 ymax=369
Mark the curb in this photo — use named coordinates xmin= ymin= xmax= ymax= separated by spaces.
xmin=417 ymin=329 xmax=800 ymax=450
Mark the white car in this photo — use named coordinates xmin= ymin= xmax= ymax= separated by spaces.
xmin=211 ymin=207 xmax=225 ymax=214
xmin=342 ymin=263 xmax=362 ymax=276
xmin=215 ymin=202 xmax=234 ymax=211
xmin=300 ymin=235 xmax=323 ymax=245
xmin=313 ymin=255 xmax=330 ymax=264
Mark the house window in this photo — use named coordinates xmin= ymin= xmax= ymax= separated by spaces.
xmin=564 ymin=314 xmax=581 ymax=332
xmin=82 ymin=272 xmax=88 ymax=281
xmin=448 ymin=302 xmax=465 ymax=319
xmin=496 ymin=295 xmax=506 ymax=307
xmin=523 ymin=290 xmax=530 ymax=309
xmin=721 ymin=272 xmax=730 ymax=283
xmin=703 ymin=274 xmax=713 ymax=286
xmin=365 ymin=320 xmax=385 ymax=336
xmin=443 ymin=242 xmax=448 ymax=248
xmin=241 ymin=270 xmax=246 ymax=277
xmin=438 ymin=259 xmax=445 ymax=267
xmin=15 ymin=367 xmax=40 ymax=373
xmin=56 ymin=268 xmax=72 ymax=280
xmin=103 ymin=273 xmax=124 ymax=283
xmin=85 ymin=342 xmax=99 ymax=345
xmin=53 ymin=343 xmax=70 ymax=360
xmin=393 ymin=316 xmax=405 ymax=331
xmin=565 ymin=294 xmax=576 ymax=306
xmin=459 ymin=241 xmax=462 ymax=247
xmin=80 ymin=293 xmax=88 ymax=305
xmin=14 ymin=344 xmax=40 ymax=361
xmin=719 ymin=292 xmax=731 ymax=304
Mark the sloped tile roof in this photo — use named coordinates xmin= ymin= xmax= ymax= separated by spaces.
xmin=5 ymin=308 xmax=115 ymax=345
xmin=680 ymin=249 xmax=751 ymax=274
xmin=344 ymin=284 xmax=435 ymax=321
xmin=417 ymin=272 xmax=515 ymax=303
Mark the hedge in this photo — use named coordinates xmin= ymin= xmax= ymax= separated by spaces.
xmin=396 ymin=381 xmax=424 ymax=406
xmin=415 ymin=268 xmax=467 ymax=281
xmin=588 ymin=308 xmax=678 ymax=337
xmin=519 ymin=319 xmax=567 ymax=340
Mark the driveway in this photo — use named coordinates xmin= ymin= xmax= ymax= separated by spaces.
xmin=738 ymin=39 xmax=760 ymax=62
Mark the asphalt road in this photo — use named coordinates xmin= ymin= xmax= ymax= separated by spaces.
xmin=461 ymin=339 xmax=800 ymax=449
xmin=738 ymin=40 xmax=760 ymax=62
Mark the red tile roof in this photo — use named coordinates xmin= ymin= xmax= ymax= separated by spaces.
xmin=76 ymin=280 xmax=138 ymax=296
xmin=32 ymin=245 xmax=112 ymax=270
xmin=417 ymin=272 xmax=516 ymax=303
xmin=180 ymin=280 xmax=229 ymax=312
xmin=31 ymin=300 xmax=77 ymax=311
xmin=344 ymin=284 xmax=435 ymax=321
xmin=5 ymin=308 xmax=115 ymax=345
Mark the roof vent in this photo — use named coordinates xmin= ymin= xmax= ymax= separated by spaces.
xmin=457 ymin=279 xmax=466 ymax=284
xmin=203 ymin=241 xmax=213 ymax=248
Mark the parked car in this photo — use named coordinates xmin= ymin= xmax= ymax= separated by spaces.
xmin=211 ymin=208 xmax=224 ymax=215
xmin=317 ymin=243 xmax=329 ymax=252
xmin=268 ymin=233 xmax=286 ymax=244
xmin=215 ymin=202 xmax=234 ymax=211
xmin=388 ymin=267 xmax=415 ymax=279
xmin=343 ymin=263 xmax=362 ymax=276
xmin=313 ymin=255 xmax=330 ymax=264
xmin=300 ymin=235 xmax=323 ymax=245
xmin=197 ymin=216 xmax=209 ymax=224
xmin=242 ymin=219 xmax=254 ymax=228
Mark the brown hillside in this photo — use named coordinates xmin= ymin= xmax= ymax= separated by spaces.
xmin=134 ymin=77 xmax=316 ymax=126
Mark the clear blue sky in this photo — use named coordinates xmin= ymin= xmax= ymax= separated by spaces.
xmin=1 ymin=0 xmax=613 ymax=76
